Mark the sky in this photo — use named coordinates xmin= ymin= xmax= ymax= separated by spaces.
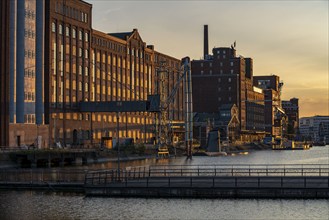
xmin=87 ymin=0 xmax=328 ymax=118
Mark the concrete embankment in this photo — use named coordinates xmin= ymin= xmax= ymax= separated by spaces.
xmin=0 ymin=182 xmax=84 ymax=193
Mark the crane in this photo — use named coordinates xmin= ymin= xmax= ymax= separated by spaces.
xmin=155 ymin=57 xmax=193 ymax=158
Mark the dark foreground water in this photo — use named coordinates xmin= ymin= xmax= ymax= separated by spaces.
xmin=1 ymin=146 xmax=329 ymax=220
xmin=0 ymin=191 xmax=328 ymax=220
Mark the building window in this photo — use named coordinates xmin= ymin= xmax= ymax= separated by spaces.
xmin=59 ymin=24 xmax=63 ymax=35
xmin=228 ymin=78 xmax=231 ymax=82
xmin=79 ymin=30 xmax=83 ymax=40
xmin=72 ymin=29 xmax=76 ymax=38
xmin=85 ymin=67 xmax=89 ymax=76
xmin=231 ymin=69 xmax=234 ymax=74
xmin=52 ymin=22 xmax=56 ymax=32
xmin=200 ymin=63 xmax=203 ymax=67
xmin=218 ymin=78 xmax=221 ymax=82
xmin=85 ymin=33 xmax=89 ymax=42
xmin=230 ymin=61 xmax=234 ymax=66
xmin=209 ymin=62 xmax=212 ymax=67
xmin=85 ymin=49 xmax=89 ymax=59
xmin=66 ymin=26 xmax=70 ymax=37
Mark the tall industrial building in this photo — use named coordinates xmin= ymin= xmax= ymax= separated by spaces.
xmin=0 ymin=0 xmax=11 ymax=146
xmin=282 ymin=98 xmax=299 ymax=138
xmin=7 ymin=0 xmax=48 ymax=147
xmin=3 ymin=0 xmax=184 ymax=148
xmin=253 ymin=75 xmax=284 ymax=137
xmin=44 ymin=0 xmax=184 ymax=147
xmin=192 ymin=25 xmax=265 ymax=142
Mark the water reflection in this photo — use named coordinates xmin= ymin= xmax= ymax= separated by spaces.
xmin=84 ymin=146 xmax=329 ymax=170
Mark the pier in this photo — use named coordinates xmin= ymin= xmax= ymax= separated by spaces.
xmin=84 ymin=164 xmax=329 ymax=198
xmin=1 ymin=164 xmax=328 ymax=198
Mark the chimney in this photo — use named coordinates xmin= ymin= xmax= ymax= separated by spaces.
xmin=203 ymin=25 xmax=209 ymax=59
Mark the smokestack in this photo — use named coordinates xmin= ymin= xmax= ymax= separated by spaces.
xmin=203 ymin=25 xmax=209 ymax=59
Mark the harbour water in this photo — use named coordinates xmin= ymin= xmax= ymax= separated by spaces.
xmin=1 ymin=146 xmax=328 ymax=220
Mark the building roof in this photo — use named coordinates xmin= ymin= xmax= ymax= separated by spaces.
xmin=107 ymin=32 xmax=133 ymax=40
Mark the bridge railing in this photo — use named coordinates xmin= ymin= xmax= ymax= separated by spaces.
xmin=148 ymin=164 xmax=329 ymax=177
xmin=84 ymin=164 xmax=329 ymax=186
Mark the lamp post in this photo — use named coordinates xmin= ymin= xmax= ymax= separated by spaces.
xmin=116 ymin=111 xmax=120 ymax=180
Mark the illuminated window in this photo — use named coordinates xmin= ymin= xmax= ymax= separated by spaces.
xmin=72 ymin=28 xmax=76 ymax=38
xmin=52 ymin=22 xmax=56 ymax=32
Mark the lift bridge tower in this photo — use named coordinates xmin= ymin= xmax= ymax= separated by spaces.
xmin=155 ymin=57 xmax=193 ymax=159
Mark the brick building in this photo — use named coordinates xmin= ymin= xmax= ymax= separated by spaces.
xmin=191 ymin=26 xmax=265 ymax=142
xmin=44 ymin=0 xmax=183 ymax=147
xmin=3 ymin=0 xmax=184 ymax=148
xmin=282 ymin=98 xmax=299 ymax=138
xmin=0 ymin=0 xmax=10 ymax=146
xmin=253 ymin=75 xmax=284 ymax=137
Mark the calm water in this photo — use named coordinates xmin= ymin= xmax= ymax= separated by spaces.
xmin=1 ymin=146 xmax=329 ymax=220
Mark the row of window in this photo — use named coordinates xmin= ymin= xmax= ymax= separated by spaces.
xmin=93 ymin=37 xmax=126 ymax=54
xmin=52 ymin=22 xmax=89 ymax=42
xmin=24 ymin=50 xmax=35 ymax=59
xmin=24 ymin=92 xmax=35 ymax=101
xmin=55 ymin=3 xmax=88 ymax=24
xmin=218 ymin=78 xmax=233 ymax=83
xmin=25 ymin=9 xmax=35 ymax=20
xmin=25 ymin=29 xmax=35 ymax=39
xmin=200 ymin=61 xmax=234 ymax=67
xmin=53 ymin=112 xmax=154 ymax=125
xmin=24 ymin=114 xmax=35 ymax=124
xmin=24 ymin=69 xmax=35 ymax=78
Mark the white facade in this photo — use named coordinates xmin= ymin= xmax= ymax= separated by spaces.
xmin=299 ymin=116 xmax=329 ymax=141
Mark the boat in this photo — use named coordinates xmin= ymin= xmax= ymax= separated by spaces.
xmin=272 ymin=139 xmax=311 ymax=150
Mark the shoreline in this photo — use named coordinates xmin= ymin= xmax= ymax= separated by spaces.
xmin=0 ymin=143 xmax=273 ymax=169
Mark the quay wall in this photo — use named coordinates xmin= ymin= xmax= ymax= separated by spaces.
xmin=85 ymin=186 xmax=329 ymax=199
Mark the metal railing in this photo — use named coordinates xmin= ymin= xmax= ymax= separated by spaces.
xmin=84 ymin=164 xmax=329 ymax=186
xmin=148 ymin=164 xmax=329 ymax=177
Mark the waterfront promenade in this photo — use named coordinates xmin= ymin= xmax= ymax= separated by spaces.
xmin=1 ymin=164 xmax=328 ymax=198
